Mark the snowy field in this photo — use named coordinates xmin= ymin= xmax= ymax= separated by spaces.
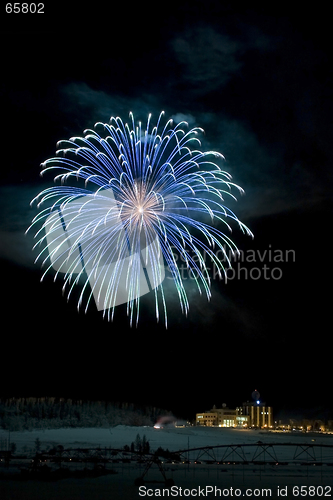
xmin=1 ymin=425 xmax=333 ymax=453
xmin=0 ymin=426 xmax=332 ymax=500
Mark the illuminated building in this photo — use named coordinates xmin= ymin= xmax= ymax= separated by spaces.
xmin=237 ymin=401 xmax=273 ymax=428
xmin=196 ymin=392 xmax=273 ymax=428
xmin=196 ymin=406 xmax=247 ymax=427
xmin=215 ymin=405 xmax=238 ymax=427
xmin=196 ymin=411 xmax=218 ymax=426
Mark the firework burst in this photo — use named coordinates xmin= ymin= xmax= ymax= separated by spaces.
xmin=27 ymin=111 xmax=253 ymax=327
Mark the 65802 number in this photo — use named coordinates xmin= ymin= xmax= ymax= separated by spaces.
xmin=5 ymin=3 xmax=44 ymax=13
xmin=293 ymin=486 xmax=332 ymax=497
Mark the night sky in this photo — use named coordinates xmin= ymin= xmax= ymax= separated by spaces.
xmin=1 ymin=3 xmax=332 ymax=420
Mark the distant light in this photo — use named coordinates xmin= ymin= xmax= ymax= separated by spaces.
xmin=256 ymin=400 xmax=260 ymax=404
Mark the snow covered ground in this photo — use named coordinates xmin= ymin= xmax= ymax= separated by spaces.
xmin=1 ymin=425 xmax=333 ymax=453
xmin=0 ymin=426 xmax=332 ymax=499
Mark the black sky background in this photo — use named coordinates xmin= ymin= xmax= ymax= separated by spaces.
xmin=1 ymin=3 xmax=332 ymax=420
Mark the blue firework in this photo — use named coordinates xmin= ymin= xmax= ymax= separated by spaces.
xmin=28 ymin=111 xmax=252 ymax=326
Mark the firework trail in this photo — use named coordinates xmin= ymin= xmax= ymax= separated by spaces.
xmin=27 ymin=112 xmax=253 ymax=327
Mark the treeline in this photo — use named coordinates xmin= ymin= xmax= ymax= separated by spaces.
xmin=0 ymin=398 xmax=173 ymax=431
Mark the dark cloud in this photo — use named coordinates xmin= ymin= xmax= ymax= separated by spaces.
xmin=0 ymin=230 xmax=35 ymax=269
xmin=171 ymin=26 xmax=242 ymax=95
xmin=0 ymin=184 xmax=46 ymax=267
xmin=58 ymin=83 xmax=157 ymax=128
xmin=45 ymin=16 xmax=332 ymax=225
